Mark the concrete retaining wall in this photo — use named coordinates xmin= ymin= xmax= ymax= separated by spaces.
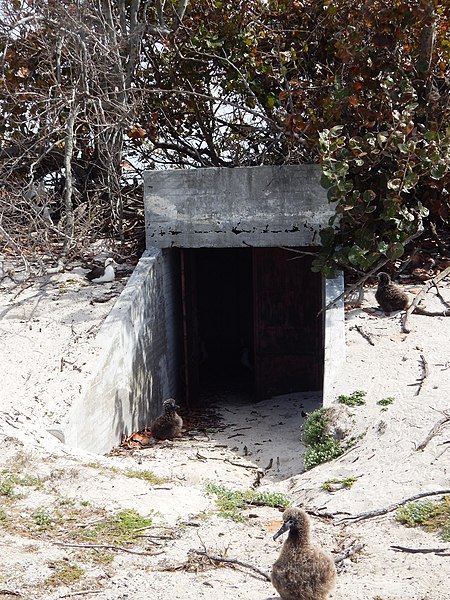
xmin=64 ymin=249 xmax=180 ymax=454
xmin=323 ymin=272 xmax=346 ymax=405
xmin=144 ymin=165 xmax=335 ymax=248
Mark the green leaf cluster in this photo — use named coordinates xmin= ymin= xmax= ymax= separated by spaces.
xmin=303 ymin=408 xmax=345 ymax=470
xmin=396 ymin=496 xmax=450 ymax=541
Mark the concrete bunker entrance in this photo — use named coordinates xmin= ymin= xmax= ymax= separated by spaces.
xmin=64 ymin=166 xmax=345 ymax=455
xmin=180 ymin=246 xmax=324 ymax=406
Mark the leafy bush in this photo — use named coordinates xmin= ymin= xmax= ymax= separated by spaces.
xmin=396 ymin=496 xmax=450 ymax=541
xmin=337 ymin=390 xmax=366 ymax=407
xmin=303 ymin=408 xmax=346 ymax=470
xmin=205 ymin=483 xmax=290 ymax=521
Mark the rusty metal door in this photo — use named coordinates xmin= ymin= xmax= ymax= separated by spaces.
xmin=252 ymin=248 xmax=323 ymax=399
xmin=180 ymin=249 xmax=200 ymax=408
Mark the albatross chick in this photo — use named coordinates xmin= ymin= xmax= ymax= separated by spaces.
xmin=271 ymin=507 xmax=336 ymax=600
xmin=375 ymin=271 xmax=409 ymax=315
xmin=150 ymin=398 xmax=183 ymax=441
xmin=85 ymin=258 xmax=116 ymax=284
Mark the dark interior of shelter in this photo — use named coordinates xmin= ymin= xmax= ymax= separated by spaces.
xmin=180 ymin=247 xmax=324 ymax=406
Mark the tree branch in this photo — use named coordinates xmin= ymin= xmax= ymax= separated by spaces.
xmin=335 ymin=489 xmax=450 ymax=525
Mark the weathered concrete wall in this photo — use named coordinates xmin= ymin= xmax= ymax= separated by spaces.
xmin=64 ymin=249 xmax=180 ymax=454
xmin=323 ymin=272 xmax=346 ymax=406
xmin=144 ymin=165 xmax=334 ymax=248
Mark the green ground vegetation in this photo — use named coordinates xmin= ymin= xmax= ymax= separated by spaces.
xmin=396 ymin=496 xmax=450 ymax=541
xmin=206 ymin=483 xmax=290 ymax=521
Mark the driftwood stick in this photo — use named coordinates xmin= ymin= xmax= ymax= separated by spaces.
xmin=415 ymin=354 xmax=429 ymax=396
xmin=350 ymin=324 xmax=375 ymax=346
xmin=415 ymin=414 xmax=450 ymax=451
xmin=334 ymin=542 xmax=365 ymax=564
xmin=432 ymin=282 xmax=450 ymax=309
xmin=335 ymin=489 xmax=450 ymax=525
xmin=403 ymin=265 xmax=450 ymax=333
xmin=192 ymin=550 xmax=271 ymax=581
xmin=390 ymin=545 xmax=450 ymax=555
xmin=53 ymin=541 xmax=162 ymax=556
xmin=60 ymin=591 xmax=102 ymax=598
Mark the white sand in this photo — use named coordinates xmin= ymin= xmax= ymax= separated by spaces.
xmin=0 ymin=261 xmax=449 ymax=599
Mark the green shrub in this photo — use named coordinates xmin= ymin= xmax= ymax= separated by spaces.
xmin=396 ymin=496 xmax=450 ymax=541
xmin=205 ymin=483 xmax=290 ymax=521
xmin=377 ymin=397 xmax=395 ymax=411
xmin=304 ymin=438 xmax=344 ymax=471
xmin=337 ymin=390 xmax=366 ymax=407
xmin=303 ymin=408 xmax=355 ymax=470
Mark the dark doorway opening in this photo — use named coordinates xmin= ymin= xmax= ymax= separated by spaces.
xmin=180 ymin=247 xmax=323 ymax=406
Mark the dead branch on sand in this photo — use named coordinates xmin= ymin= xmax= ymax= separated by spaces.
xmin=191 ymin=550 xmax=271 ymax=581
xmin=53 ymin=541 xmax=163 ymax=556
xmin=415 ymin=413 xmax=450 ymax=451
xmin=391 ymin=545 xmax=450 ymax=556
xmin=335 ymin=489 xmax=450 ymax=525
xmin=402 ymin=265 xmax=450 ymax=333
xmin=334 ymin=542 xmax=365 ymax=564
xmin=350 ymin=324 xmax=375 ymax=346
xmin=60 ymin=591 xmax=102 ymax=598
xmin=415 ymin=354 xmax=429 ymax=396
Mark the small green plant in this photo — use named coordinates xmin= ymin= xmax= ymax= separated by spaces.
xmin=0 ymin=509 xmax=7 ymax=521
xmin=377 ymin=397 xmax=395 ymax=411
xmin=396 ymin=496 xmax=450 ymax=541
xmin=124 ymin=469 xmax=166 ymax=484
xmin=303 ymin=408 xmax=345 ymax=470
xmin=0 ymin=478 xmax=15 ymax=498
xmin=81 ymin=509 xmax=154 ymax=544
xmin=304 ymin=438 xmax=344 ymax=471
xmin=206 ymin=483 xmax=290 ymax=521
xmin=32 ymin=509 xmax=54 ymax=528
xmin=322 ymin=477 xmax=358 ymax=491
xmin=0 ymin=472 xmax=43 ymax=498
xmin=85 ymin=463 xmax=166 ymax=485
xmin=45 ymin=560 xmax=84 ymax=587
xmin=337 ymin=390 xmax=366 ymax=407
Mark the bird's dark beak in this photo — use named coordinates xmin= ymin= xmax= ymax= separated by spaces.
xmin=273 ymin=521 xmax=290 ymax=540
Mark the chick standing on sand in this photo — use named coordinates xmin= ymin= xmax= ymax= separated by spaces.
xmin=271 ymin=507 xmax=337 ymax=600
xmin=375 ymin=272 xmax=409 ymax=315
xmin=150 ymin=398 xmax=183 ymax=441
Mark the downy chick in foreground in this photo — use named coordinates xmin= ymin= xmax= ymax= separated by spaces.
xmin=150 ymin=398 xmax=183 ymax=440
xmin=375 ymin=271 xmax=409 ymax=315
xmin=271 ymin=507 xmax=336 ymax=600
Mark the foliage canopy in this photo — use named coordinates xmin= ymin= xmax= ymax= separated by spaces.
xmin=0 ymin=0 xmax=449 ymax=270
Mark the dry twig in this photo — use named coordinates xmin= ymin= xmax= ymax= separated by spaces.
xmin=335 ymin=489 xmax=450 ymax=525
xmin=415 ymin=413 xmax=450 ymax=451
xmin=415 ymin=354 xmax=429 ymax=396
xmin=59 ymin=591 xmax=102 ymax=598
xmin=53 ymin=541 xmax=163 ymax=556
xmin=191 ymin=550 xmax=271 ymax=581
xmin=403 ymin=265 xmax=450 ymax=333
xmin=390 ymin=545 xmax=450 ymax=555
xmin=350 ymin=324 xmax=375 ymax=346
xmin=334 ymin=542 xmax=365 ymax=564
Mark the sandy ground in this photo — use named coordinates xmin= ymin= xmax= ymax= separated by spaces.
xmin=0 ymin=258 xmax=450 ymax=600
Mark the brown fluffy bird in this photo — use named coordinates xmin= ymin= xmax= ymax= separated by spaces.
xmin=375 ymin=272 xmax=409 ymax=314
xmin=150 ymin=398 xmax=183 ymax=441
xmin=271 ymin=507 xmax=337 ymax=600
